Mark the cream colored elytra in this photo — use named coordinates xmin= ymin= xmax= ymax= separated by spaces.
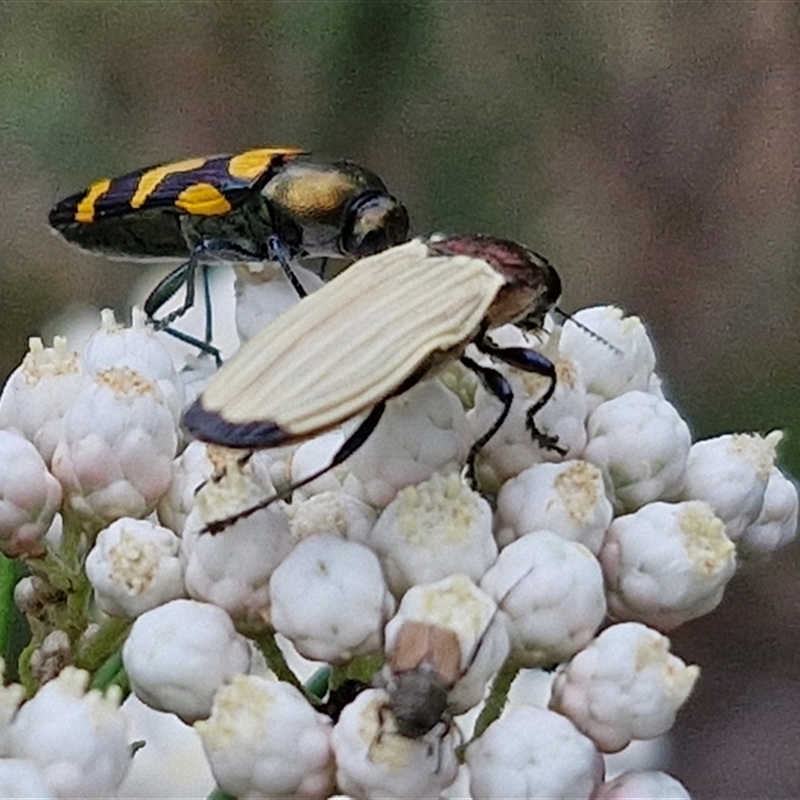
xmin=201 ymin=238 xmax=505 ymax=437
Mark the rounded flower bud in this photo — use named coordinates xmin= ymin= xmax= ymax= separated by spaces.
xmin=550 ymin=622 xmax=699 ymax=752
xmin=346 ymin=380 xmax=471 ymax=508
xmin=196 ymin=674 xmax=334 ymax=800
xmin=495 ymin=460 xmax=613 ymax=553
xmin=122 ymin=599 xmax=251 ymax=723
xmin=683 ymin=431 xmax=779 ymax=541
xmin=466 ymin=704 xmax=604 ymax=800
xmin=593 ymin=769 xmax=691 ymax=799
xmin=585 ymin=391 xmax=691 ymax=512
xmin=481 ymin=531 xmax=606 ymax=666
xmin=367 ymin=473 xmax=497 ymax=596
xmin=270 ymin=533 xmax=395 ymax=662
xmin=287 ymin=490 xmax=376 ymax=544
xmin=6 ymin=667 xmax=131 ymax=799
xmin=0 ymin=430 xmax=62 ymax=557
xmin=558 ymin=305 xmax=656 ymax=408
xmin=82 ymin=308 xmax=185 ymax=424
xmin=235 ymin=262 xmax=324 ymax=343
xmin=0 ymin=760 xmax=55 ymax=799
xmin=51 ymin=365 xmax=177 ymax=530
xmin=740 ymin=466 xmax=799 ymax=555
xmin=156 ymin=440 xmax=216 ymax=536
xmin=85 ymin=517 xmax=185 ymax=617
xmin=183 ymin=495 xmax=292 ymax=626
xmin=600 ymin=501 xmax=736 ymax=630
xmin=0 ymin=336 xmax=85 ymax=465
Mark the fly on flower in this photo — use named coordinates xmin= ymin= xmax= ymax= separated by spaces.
xmin=184 ymin=234 xmax=565 ymax=532
xmin=49 ymin=148 xmax=409 ymax=360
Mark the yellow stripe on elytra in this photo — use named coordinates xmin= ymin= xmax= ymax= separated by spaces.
xmin=75 ymin=178 xmax=112 ymax=223
xmin=130 ymin=157 xmax=207 ymax=209
xmin=175 ymin=183 xmax=232 ymax=216
xmin=228 ymin=147 xmax=305 ymax=181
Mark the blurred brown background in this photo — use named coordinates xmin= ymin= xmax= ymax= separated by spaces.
xmin=1 ymin=1 xmax=799 ymax=796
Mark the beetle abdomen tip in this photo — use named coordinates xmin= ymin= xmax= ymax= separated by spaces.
xmin=183 ymin=400 xmax=291 ymax=448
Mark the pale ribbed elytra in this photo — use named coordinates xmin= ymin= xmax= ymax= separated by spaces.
xmin=199 ymin=239 xmax=504 ymax=437
xmin=183 ymin=233 xmax=563 ymax=532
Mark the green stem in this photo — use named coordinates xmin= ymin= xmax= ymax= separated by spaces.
xmin=250 ymin=629 xmax=301 ymax=690
xmin=76 ymin=617 xmax=132 ymax=673
xmin=472 ymin=661 xmax=519 ymax=739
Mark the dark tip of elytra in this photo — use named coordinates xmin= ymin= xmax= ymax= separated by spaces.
xmin=182 ymin=400 xmax=291 ymax=449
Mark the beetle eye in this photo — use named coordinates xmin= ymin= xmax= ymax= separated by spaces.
xmin=341 ymin=191 xmax=410 ymax=257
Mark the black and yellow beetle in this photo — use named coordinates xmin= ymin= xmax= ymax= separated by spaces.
xmin=49 ymin=147 xmax=409 ymax=359
xmin=184 ymin=234 xmax=564 ymax=532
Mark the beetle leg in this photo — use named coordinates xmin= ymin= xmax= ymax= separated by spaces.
xmin=203 ymin=402 xmax=386 ymax=534
xmin=474 ymin=342 xmax=566 ymax=454
xmin=143 ymin=254 xmax=221 ymax=364
xmin=461 ymin=355 xmax=515 ymax=487
xmin=266 ymin=234 xmax=308 ymax=298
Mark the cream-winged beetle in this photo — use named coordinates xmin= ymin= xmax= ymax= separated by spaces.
xmin=184 ymin=233 xmax=564 ymax=532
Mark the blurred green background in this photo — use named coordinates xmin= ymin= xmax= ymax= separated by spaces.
xmin=1 ymin=1 xmax=799 ymax=796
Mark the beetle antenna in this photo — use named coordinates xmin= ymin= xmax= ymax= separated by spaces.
xmin=553 ymin=307 xmax=623 ymax=355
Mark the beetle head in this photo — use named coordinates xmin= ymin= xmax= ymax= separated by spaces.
xmin=341 ymin=190 xmax=410 ymax=257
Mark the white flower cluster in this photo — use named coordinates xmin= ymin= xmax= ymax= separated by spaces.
xmin=0 ymin=292 xmax=795 ymax=799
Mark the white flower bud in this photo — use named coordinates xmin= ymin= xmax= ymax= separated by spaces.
xmin=481 ymin=531 xmax=606 ymax=666
xmin=122 ymin=599 xmax=251 ymax=723
xmin=235 ymin=262 xmax=324 ymax=343
xmin=740 ymin=467 xmax=799 ymax=555
xmin=85 ymin=517 xmax=185 ymax=617
xmin=550 ymin=622 xmax=699 ymax=752
xmin=466 ymin=704 xmax=604 ymax=800
xmin=184 ymin=445 xmax=281 ymax=536
xmin=331 ymin=687 xmax=459 ymax=800
xmin=6 ymin=667 xmax=131 ymax=799
xmin=558 ymin=306 xmax=656 ymax=409
xmin=469 ymin=356 xmax=589 ymax=489
xmin=183 ymin=495 xmax=292 ymax=626
xmin=0 ymin=430 xmax=62 ymax=557
xmin=51 ymin=366 xmax=177 ymax=529
xmin=196 ymin=674 xmax=334 ymax=800
xmin=384 ymin=574 xmax=509 ymax=714
xmin=585 ymin=391 xmax=691 ymax=512
xmin=600 ymin=501 xmax=736 ymax=630
xmin=495 ymin=460 xmax=613 ymax=553
xmin=288 ymin=429 xmax=353 ymax=499
xmin=0 ymin=336 xmax=85 ymax=465
xmin=287 ymin=490 xmax=376 ymax=543
xmin=118 ymin=694 xmax=213 ymax=799
xmin=0 ymin=760 xmax=55 ymax=799
xmin=593 ymin=769 xmax=692 ymax=799
xmin=270 ymin=533 xmax=394 ymax=662
xmin=82 ymin=308 xmax=185 ymax=424
xmin=346 ymin=380 xmax=471 ymax=508
xmin=0 ymin=659 xmax=25 ymax=754
xmin=682 ymin=431 xmax=779 ymax=541
xmin=367 ymin=473 xmax=497 ymax=596
xmin=156 ymin=440 xmax=216 ymax=535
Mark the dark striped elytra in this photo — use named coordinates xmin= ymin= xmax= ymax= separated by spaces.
xmin=48 ymin=148 xmax=302 ymax=256
xmin=49 ymin=147 xmax=410 ymax=360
